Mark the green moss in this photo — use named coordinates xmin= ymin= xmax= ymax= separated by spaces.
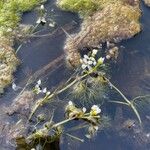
xmin=0 ymin=0 xmax=46 ymax=93
xmin=0 ymin=0 xmax=46 ymax=37
xmin=57 ymin=0 xmax=119 ymax=16
xmin=57 ymin=0 xmax=98 ymax=16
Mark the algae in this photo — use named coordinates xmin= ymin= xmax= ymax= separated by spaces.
xmin=0 ymin=0 xmax=46 ymax=93
xmin=57 ymin=0 xmax=141 ymax=67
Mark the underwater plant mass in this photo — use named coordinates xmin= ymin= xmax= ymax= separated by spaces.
xmin=0 ymin=0 xmax=150 ymax=150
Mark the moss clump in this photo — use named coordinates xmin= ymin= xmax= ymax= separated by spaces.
xmin=57 ymin=0 xmax=99 ymax=16
xmin=0 ymin=0 xmax=46 ymax=38
xmin=0 ymin=38 xmax=20 ymax=93
xmin=57 ymin=0 xmax=134 ymax=16
xmin=144 ymin=0 xmax=150 ymax=7
xmin=0 ymin=0 xmax=46 ymax=92
xmin=58 ymin=0 xmax=141 ymax=67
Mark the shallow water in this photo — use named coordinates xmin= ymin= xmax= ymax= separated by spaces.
xmin=0 ymin=0 xmax=150 ymax=150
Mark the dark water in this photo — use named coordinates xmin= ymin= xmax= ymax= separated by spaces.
xmin=0 ymin=0 xmax=150 ymax=150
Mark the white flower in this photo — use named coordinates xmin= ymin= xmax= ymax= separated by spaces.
xmin=87 ymin=60 xmax=93 ymax=65
xmin=12 ymin=83 xmax=19 ymax=91
xmin=36 ymin=18 xmax=41 ymax=24
xmin=37 ymin=79 xmax=42 ymax=85
xmin=106 ymin=55 xmax=111 ymax=60
xmin=35 ymin=87 xmax=42 ymax=94
xmin=41 ymin=17 xmax=46 ymax=23
xmin=81 ymin=64 xmax=87 ymax=69
xmin=35 ymin=84 xmax=39 ymax=89
xmin=81 ymin=54 xmax=98 ymax=71
xmin=98 ymin=57 xmax=105 ymax=64
xmin=83 ymin=58 xmax=88 ymax=64
xmin=91 ymin=105 xmax=101 ymax=113
xmin=68 ymin=101 xmax=73 ymax=106
xmin=92 ymin=49 xmax=98 ymax=55
xmin=87 ymin=65 xmax=92 ymax=71
xmin=93 ymin=61 xmax=97 ymax=66
xmin=89 ymin=57 xmax=95 ymax=61
xmin=83 ymin=55 xmax=89 ymax=59
xmin=49 ymin=22 xmax=56 ymax=27
xmin=90 ymin=105 xmax=101 ymax=115
xmin=36 ymin=17 xmax=46 ymax=24
xmin=82 ymin=107 xmax=87 ymax=113
xmin=42 ymin=88 xmax=47 ymax=93
xmin=94 ymin=126 xmax=99 ymax=131
xmin=146 ymin=133 xmax=150 ymax=138
xmin=46 ymin=91 xmax=51 ymax=96
xmin=40 ymin=5 xmax=45 ymax=10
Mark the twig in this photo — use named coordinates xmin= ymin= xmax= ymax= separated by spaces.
xmin=65 ymin=133 xmax=84 ymax=142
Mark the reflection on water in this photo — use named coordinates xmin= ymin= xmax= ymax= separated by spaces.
xmin=0 ymin=0 xmax=150 ymax=150
xmin=113 ymin=1 xmax=150 ymax=99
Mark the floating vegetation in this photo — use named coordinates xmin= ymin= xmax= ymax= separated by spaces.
xmin=58 ymin=0 xmax=141 ymax=67
xmin=13 ymin=48 xmax=146 ymax=148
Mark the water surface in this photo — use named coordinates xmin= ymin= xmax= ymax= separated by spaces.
xmin=0 ymin=0 xmax=150 ymax=150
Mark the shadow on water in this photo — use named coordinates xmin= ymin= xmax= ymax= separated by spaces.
xmin=0 ymin=0 xmax=150 ymax=150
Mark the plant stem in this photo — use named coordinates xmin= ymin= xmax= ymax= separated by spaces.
xmin=108 ymin=81 xmax=130 ymax=104
xmin=52 ymin=117 xmax=75 ymax=128
xmin=106 ymin=78 xmax=141 ymax=124
xmin=29 ymin=74 xmax=88 ymax=120
xmin=109 ymin=100 xmax=129 ymax=106
xmin=132 ymin=95 xmax=150 ymax=102
xmin=27 ymin=117 xmax=75 ymax=141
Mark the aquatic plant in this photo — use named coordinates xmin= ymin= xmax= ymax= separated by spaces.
xmin=28 ymin=49 xmax=107 ymax=120
xmin=2 ymin=1 xmax=149 ymax=148
xmin=36 ymin=5 xmax=47 ymax=25
xmin=28 ymin=49 xmax=143 ymax=125
xmin=13 ymin=47 xmax=149 ymax=149
xmin=25 ymin=101 xmax=102 ymax=148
